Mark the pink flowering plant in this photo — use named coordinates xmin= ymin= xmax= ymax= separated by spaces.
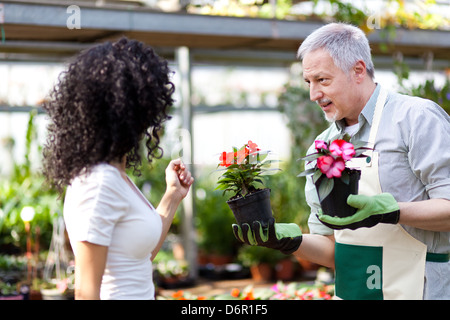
xmin=298 ymin=133 xmax=371 ymax=200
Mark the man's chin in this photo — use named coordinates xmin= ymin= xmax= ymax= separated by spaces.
xmin=323 ymin=111 xmax=339 ymax=123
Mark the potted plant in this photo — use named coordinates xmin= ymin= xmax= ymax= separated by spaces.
xmin=237 ymin=245 xmax=284 ymax=282
xmin=215 ymin=141 xmax=279 ymax=225
xmin=298 ymin=133 xmax=370 ymax=218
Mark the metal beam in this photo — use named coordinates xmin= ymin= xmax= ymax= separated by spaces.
xmin=175 ymin=46 xmax=198 ymax=280
xmin=0 ymin=105 xmax=45 ymax=114
xmin=1 ymin=1 xmax=322 ymax=38
xmin=2 ymin=1 xmax=449 ymax=56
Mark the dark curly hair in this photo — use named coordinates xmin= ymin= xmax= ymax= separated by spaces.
xmin=43 ymin=37 xmax=174 ymax=195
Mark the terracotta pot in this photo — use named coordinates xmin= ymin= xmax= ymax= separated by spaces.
xmin=227 ymin=188 xmax=273 ymax=225
xmin=296 ymin=257 xmax=320 ymax=271
xmin=29 ymin=290 xmax=43 ymax=300
xmin=315 ymin=169 xmax=361 ymax=218
xmin=208 ymin=254 xmax=233 ymax=266
xmin=250 ymin=263 xmax=272 ymax=282
xmin=275 ymin=258 xmax=295 ymax=281
xmin=197 ymin=251 xmax=209 ymax=265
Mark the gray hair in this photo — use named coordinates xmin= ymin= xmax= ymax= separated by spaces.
xmin=297 ymin=23 xmax=375 ymax=79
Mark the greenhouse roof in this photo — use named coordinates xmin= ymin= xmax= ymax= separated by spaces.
xmin=0 ymin=0 xmax=449 ymax=66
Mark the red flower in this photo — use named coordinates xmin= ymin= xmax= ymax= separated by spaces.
xmin=219 ymin=151 xmax=235 ymax=167
xmin=235 ymin=148 xmax=246 ymax=164
xmin=219 ymin=141 xmax=261 ymax=167
xmin=243 ymin=290 xmax=255 ymax=300
xmin=317 ymin=155 xmax=345 ymax=178
xmin=172 ymin=290 xmax=185 ymax=300
xmin=329 ymin=139 xmax=355 ymax=161
xmin=230 ymin=288 xmax=240 ymax=298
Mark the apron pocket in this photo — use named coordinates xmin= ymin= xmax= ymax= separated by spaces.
xmin=335 ymin=242 xmax=383 ymax=300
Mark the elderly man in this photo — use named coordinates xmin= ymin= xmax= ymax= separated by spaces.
xmin=233 ymin=23 xmax=450 ymax=300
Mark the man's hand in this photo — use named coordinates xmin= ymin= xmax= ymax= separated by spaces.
xmin=318 ymin=193 xmax=400 ymax=230
xmin=233 ymin=218 xmax=302 ymax=255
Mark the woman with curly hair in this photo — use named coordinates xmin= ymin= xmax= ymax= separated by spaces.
xmin=42 ymin=38 xmax=193 ymax=300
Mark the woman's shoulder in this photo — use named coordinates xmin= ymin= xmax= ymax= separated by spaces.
xmin=74 ymin=163 xmax=121 ymax=184
xmin=68 ymin=163 xmax=127 ymax=200
xmin=65 ymin=163 xmax=130 ymax=215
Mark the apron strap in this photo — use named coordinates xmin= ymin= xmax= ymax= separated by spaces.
xmin=368 ymin=86 xmax=388 ymax=146
xmin=426 ymin=252 xmax=450 ymax=263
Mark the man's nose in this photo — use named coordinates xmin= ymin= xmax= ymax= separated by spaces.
xmin=309 ymin=84 xmax=323 ymax=102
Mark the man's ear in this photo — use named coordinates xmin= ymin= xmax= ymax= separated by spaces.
xmin=353 ymin=60 xmax=367 ymax=83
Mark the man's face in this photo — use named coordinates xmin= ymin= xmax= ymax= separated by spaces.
xmin=302 ymin=48 xmax=360 ymax=125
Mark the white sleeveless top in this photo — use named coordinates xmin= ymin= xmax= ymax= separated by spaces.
xmin=64 ymin=163 xmax=162 ymax=300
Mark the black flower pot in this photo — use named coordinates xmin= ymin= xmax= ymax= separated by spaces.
xmin=227 ymin=188 xmax=273 ymax=225
xmin=315 ymin=169 xmax=361 ymax=218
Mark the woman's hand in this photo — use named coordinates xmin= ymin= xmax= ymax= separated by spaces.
xmin=164 ymin=158 xmax=194 ymax=200
xmin=153 ymin=159 xmax=194 ymax=259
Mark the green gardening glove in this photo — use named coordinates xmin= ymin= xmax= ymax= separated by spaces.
xmin=233 ymin=218 xmax=302 ymax=255
xmin=317 ymin=193 xmax=400 ymax=230
xmin=232 ymin=222 xmax=258 ymax=246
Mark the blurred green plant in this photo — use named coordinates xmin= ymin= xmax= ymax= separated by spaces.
xmin=237 ymin=244 xmax=284 ymax=268
xmin=408 ymin=78 xmax=450 ymax=115
xmin=195 ymin=182 xmax=240 ymax=256
xmin=393 ymin=56 xmax=449 ymax=115
xmin=153 ymin=250 xmax=189 ymax=280
xmin=0 ymin=111 xmax=61 ymax=254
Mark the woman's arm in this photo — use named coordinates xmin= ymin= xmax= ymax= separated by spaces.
xmin=153 ymin=159 xmax=194 ymax=259
xmin=74 ymin=241 xmax=108 ymax=300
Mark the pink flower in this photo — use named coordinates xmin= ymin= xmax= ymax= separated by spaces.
xmin=329 ymin=139 xmax=355 ymax=161
xmin=247 ymin=140 xmax=260 ymax=153
xmin=270 ymin=283 xmax=281 ymax=293
xmin=317 ymin=155 xmax=345 ymax=178
xmin=56 ymin=279 xmax=68 ymax=293
xmin=315 ymin=140 xmax=328 ymax=151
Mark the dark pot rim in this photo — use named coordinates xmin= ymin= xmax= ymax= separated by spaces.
xmin=226 ymin=188 xmax=270 ymax=205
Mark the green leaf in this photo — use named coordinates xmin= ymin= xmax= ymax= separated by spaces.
xmin=312 ymin=170 xmax=323 ymax=184
xmin=299 ymin=152 xmax=322 ymax=162
xmin=318 ymin=178 xmax=334 ymax=201
xmin=253 ymin=178 xmax=264 ymax=184
xmin=297 ymin=168 xmax=316 ymax=177
xmin=342 ymin=133 xmax=351 ymax=142
xmin=260 ymin=159 xmax=281 ymax=167
xmin=214 ymin=184 xmax=230 ymax=190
